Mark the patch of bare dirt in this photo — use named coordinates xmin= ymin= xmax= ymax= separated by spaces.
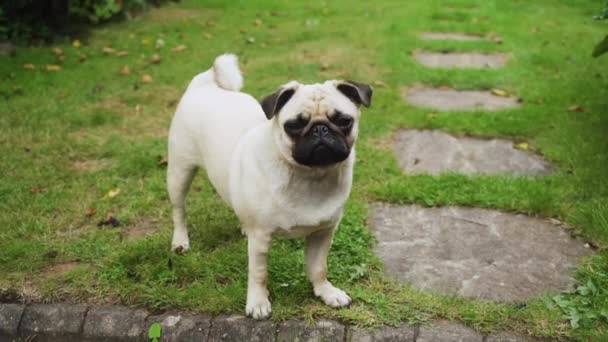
xmin=123 ymin=218 xmax=160 ymax=241
xmin=72 ymin=159 xmax=112 ymax=172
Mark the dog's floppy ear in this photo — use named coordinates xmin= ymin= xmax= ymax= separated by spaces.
xmin=336 ymin=80 xmax=373 ymax=108
xmin=260 ymin=82 xmax=298 ymax=119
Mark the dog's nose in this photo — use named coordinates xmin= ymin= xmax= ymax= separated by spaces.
xmin=312 ymin=124 xmax=330 ymax=137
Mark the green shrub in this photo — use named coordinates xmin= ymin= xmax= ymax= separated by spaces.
xmin=0 ymin=0 xmax=170 ymax=42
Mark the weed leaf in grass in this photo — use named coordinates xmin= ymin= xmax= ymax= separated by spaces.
xmin=592 ymin=35 xmax=608 ymax=57
xmin=148 ymin=322 xmax=161 ymax=342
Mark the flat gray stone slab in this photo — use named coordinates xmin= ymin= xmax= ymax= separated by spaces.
xmin=418 ymin=321 xmax=483 ymax=342
xmin=208 ymin=315 xmax=276 ymax=342
xmin=277 ymin=319 xmax=345 ymax=342
xmin=20 ymin=304 xmax=88 ymax=341
xmin=413 ymin=51 xmax=508 ymax=69
xmin=144 ymin=312 xmax=211 ymax=342
xmin=369 ymin=203 xmax=592 ymax=302
xmin=347 ymin=324 xmax=416 ymax=341
xmin=83 ymin=305 xmax=148 ymax=341
xmin=392 ymin=129 xmax=551 ymax=176
xmin=420 ymin=32 xmax=483 ymax=41
xmin=0 ymin=304 xmax=25 ymax=337
xmin=402 ymin=87 xmax=520 ymax=111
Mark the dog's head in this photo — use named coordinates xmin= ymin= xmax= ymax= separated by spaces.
xmin=260 ymin=80 xmax=372 ymax=168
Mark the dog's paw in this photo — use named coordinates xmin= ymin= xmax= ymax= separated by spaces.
xmin=246 ymin=293 xmax=272 ymax=319
xmin=171 ymin=241 xmax=190 ymax=254
xmin=315 ymin=283 xmax=351 ymax=308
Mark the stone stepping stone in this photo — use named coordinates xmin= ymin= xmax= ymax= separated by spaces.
xmin=402 ymin=86 xmax=520 ymax=111
xmin=413 ymin=51 xmax=509 ymax=69
xmin=392 ymin=129 xmax=551 ymax=176
xmin=368 ymin=203 xmax=592 ymax=302
xmin=420 ymin=32 xmax=484 ymax=41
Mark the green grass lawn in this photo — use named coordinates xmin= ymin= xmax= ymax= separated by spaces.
xmin=1 ymin=0 xmax=607 ymax=340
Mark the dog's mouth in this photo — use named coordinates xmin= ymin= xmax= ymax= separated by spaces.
xmin=291 ymin=123 xmax=351 ymax=167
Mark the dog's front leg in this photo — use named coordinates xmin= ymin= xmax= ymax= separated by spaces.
xmin=245 ymin=231 xmax=272 ymax=319
xmin=305 ymin=227 xmax=352 ymax=308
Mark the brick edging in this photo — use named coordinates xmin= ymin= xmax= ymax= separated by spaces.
xmin=0 ymin=303 xmax=555 ymax=341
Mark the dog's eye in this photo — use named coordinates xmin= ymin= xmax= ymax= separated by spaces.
xmin=284 ymin=117 xmax=308 ymax=135
xmin=332 ymin=114 xmax=353 ymax=128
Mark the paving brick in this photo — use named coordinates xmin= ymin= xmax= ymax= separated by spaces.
xmin=277 ymin=319 xmax=344 ymax=342
xmin=19 ymin=304 xmax=88 ymax=342
xmin=208 ymin=315 xmax=276 ymax=342
xmin=82 ymin=305 xmax=148 ymax=342
xmin=347 ymin=324 xmax=416 ymax=341
xmin=0 ymin=304 xmax=25 ymax=338
xmin=417 ymin=321 xmax=482 ymax=342
xmin=144 ymin=312 xmax=211 ymax=342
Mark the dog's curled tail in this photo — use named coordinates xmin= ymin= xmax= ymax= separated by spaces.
xmin=213 ymin=54 xmax=243 ymax=91
xmin=187 ymin=54 xmax=243 ymax=92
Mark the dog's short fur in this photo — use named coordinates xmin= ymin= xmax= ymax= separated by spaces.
xmin=167 ymin=54 xmax=372 ymax=319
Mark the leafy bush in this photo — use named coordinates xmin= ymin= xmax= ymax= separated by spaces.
xmin=0 ymin=0 xmax=169 ymax=42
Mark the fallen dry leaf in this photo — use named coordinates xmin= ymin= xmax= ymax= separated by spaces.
xmin=142 ymin=39 xmax=151 ymax=45
xmin=102 ymin=47 xmax=116 ymax=55
xmin=172 ymin=45 xmax=187 ymax=52
xmin=141 ymin=74 xmax=153 ymax=83
xmin=320 ymin=62 xmax=330 ymax=70
xmin=150 ymin=54 xmax=161 ymax=64
xmin=30 ymin=186 xmax=46 ymax=193
xmin=23 ymin=63 xmax=35 ymax=70
xmin=240 ymin=28 xmax=247 ymax=34
xmin=52 ymin=47 xmax=64 ymax=56
xmin=514 ymin=142 xmax=529 ymax=151
xmin=79 ymin=53 xmax=88 ymax=62
xmin=491 ymin=88 xmax=509 ymax=97
xmin=567 ymin=105 xmax=584 ymax=113
xmin=255 ymin=19 xmax=263 ymax=26
xmin=204 ymin=33 xmax=213 ymax=39
xmin=97 ymin=213 xmax=121 ymax=227
xmin=119 ymin=65 xmax=131 ymax=75
xmin=46 ymin=65 xmax=62 ymax=72
xmin=116 ymin=51 xmax=129 ymax=57
xmin=373 ymin=80 xmax=387 ymax=87
xmin=155 ymin=39 xmax=165 ymax=49
xmin=85 ymin=208 xmax=96 ymax=217
xmin=72 ymin=40 xmax=81 ymax=48
xmin=158 ymin=156 xmax=168 ymax=167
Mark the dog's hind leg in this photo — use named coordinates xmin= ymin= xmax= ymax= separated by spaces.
xmin=168 ymin=159 xmax=198 ymax=253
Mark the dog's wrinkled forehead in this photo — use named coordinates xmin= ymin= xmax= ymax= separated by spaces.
xmin=284 ymin=82 xmax=358 ymax=119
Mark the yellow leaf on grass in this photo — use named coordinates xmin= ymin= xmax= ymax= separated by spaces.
xmin=107 ymin=188 xmax=121 ymax=198
xmin=23 ymin=63 xmax=36 ymax=70
xmin=515 ymin=142 xmax=529 ymax=151
xmin=116 ymin=51 xmax=129 ymax=57
xmin=46 ymin=65 xmax=62 ymax=71
xmin=102 ymin=47 xmax=116 ymax=54
xmin=172 ymin=45 xmax=187 ymax=52
xmin=491 ymin=88 xmax=509 ymax=97
xmin=72 ymin=40 xmax=81 ymax=48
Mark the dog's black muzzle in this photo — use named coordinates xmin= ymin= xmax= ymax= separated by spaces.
xmin=292 ymin=123 xmax=350 ymax=167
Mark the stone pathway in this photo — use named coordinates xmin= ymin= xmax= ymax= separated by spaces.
xmin=392 ymin=129 xmax=551 ymax=176
xmin=402 ymin=87 xmax=520 ymax=111
xmin=413 ymin=51 xmax=509 ymax=69
xmin=369 ymin=203 xmax=591 ymax=302
xmin=0 ymin=303 xmax=555 ymax=341
xmin=368 ymin=15 xmax=594 ymax=341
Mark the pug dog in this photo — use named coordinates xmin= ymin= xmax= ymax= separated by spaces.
xmin=167 ymin=54 xmax=372 ymax=319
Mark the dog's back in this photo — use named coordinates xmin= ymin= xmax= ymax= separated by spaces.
xmin=169 ymin=54 xmax=266 ymax=202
